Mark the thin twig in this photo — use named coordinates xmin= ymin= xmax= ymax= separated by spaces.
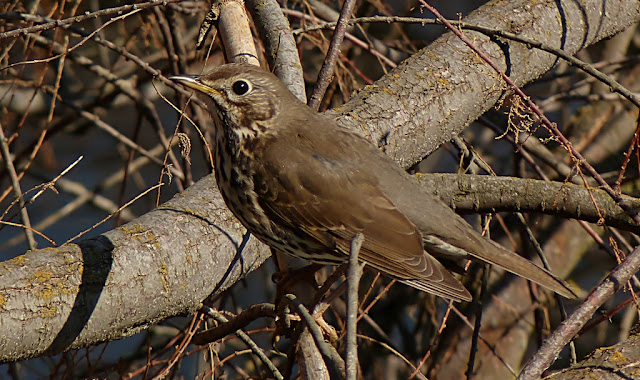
xmin=283 ymin=294 xmax=345 ymax=379
xmin=28 ymin=33 xmax=187 ymax=189
xmin=0 ymin=122 xmax=36 ymax=249
xmin=466 ymin=263 xmax=490 ymax=379
xmin=64 ymin=183 xmax=163 ymax=244
xmin=0 ymin=220 xmax=55 ymax=245
xmin=2 ymin=8 xmax=144 ymax=71
xmin=0 ymin=144 xmax=170 ymax=250
xmin=357 ymin=334 xmax=428 ymax=380
xmin=449 ymin=306 xmax=518 ymax=377
xmin=0 ymin=1 xmax=182 ymax=41
xmin=346 ymin=233 xmax=364 ymax=380
xmin=518 ymin=245 xmax=640 ymax=379
xmin=307 ymin=0 xmax=358 ymax=111
xmin=515 ymin=212 xmax=576 ymax=363
xmin=283 ymin=9 xmax=397 ymax=69
xmin=202 ymin=306 xmax=284 ymax=380
xmin=150 ymin=313 xmax=203 ymax=379
xmin=28 ymin=156 xmax=83 ymax=204
xmin=193 ymin=303 xmax=277 ymax=345
xmin=615 ymin=111 xmax=640 ymax=193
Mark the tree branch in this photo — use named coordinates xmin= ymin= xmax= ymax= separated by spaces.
xmin=327 ymin=0 xmax=640 ymax=168
xmin=421 ymin=174 xmax=640 ymax=233
xmin=0 ymin=175 xmax=270 ymax=363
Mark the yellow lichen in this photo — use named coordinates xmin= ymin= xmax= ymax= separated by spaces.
xmin=33 ymin=269 xmax=54 ymax=283
xmin=36 ymin=286 xmax=55 ymax=300
xmin=609 ymin=350 xmax=629 ymax=364
xmin=119 ymin=224 xmax=145 ymax=235
xmin=160 ymin=275 xmax=169 ymax=293
xmin=159 ymin=263 xmax=170 ymax=293
xmin=8 ymin=255 xmax=29 ymax=265
xmin=38 ymin=305 xmax=57 ymax=318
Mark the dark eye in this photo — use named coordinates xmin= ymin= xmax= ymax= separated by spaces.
xmin=232 ymin=80 xmax=250 ymax=95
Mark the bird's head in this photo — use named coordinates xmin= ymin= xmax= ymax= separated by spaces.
xmin=170 ymin=64 xmax=294 ymax=139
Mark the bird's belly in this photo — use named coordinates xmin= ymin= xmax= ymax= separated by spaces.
xmin=224 ymin=192 xmax=345 ymax=265
xmin=214 ymin=147 xmax=346 ymax=265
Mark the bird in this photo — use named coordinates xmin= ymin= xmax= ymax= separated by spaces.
xmin=170 ymin=63 xmax=575 ymax=302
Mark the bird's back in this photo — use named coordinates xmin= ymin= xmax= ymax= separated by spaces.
xmin=262 ymin=106 xmax=575 ymax=299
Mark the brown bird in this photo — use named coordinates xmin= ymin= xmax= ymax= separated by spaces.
xmin=170 ymin=63 xmax=575 ymax=302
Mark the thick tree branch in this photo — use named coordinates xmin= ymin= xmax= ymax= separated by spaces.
xmin=0 ymin=175 xmax=270 ymax=363
xmin=422 ymin=174 xmax=640 ymax=233
xmin=328 ymin=0 xmax=640 ymax=167
xmin=3 ymin=172 xmax=637 ymax=362
xmin=246 ymin=0 xmax=306 ymax=102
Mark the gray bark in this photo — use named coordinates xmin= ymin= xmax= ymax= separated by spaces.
xmin=329 ymin=0 xmax=640 ymax=167
xmin=0 ymin=175 xmax=270 ymax=362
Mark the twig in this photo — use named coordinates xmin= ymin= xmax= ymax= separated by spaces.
xmin=466 ymin=263 xmax=490 ymax=379
xmin=308 ymin=0 xmax=358 ymax=111
xmin=614 ymin=111 xmax=640 ymax=193
xmin=357 ymin=334 xmax=428 ymax=380
xmin=283 ymin=9 xmax=397 ymax=70
xmin=515 ymin=211 xmax=576 ymax=363
xmin=449 ymin=305 xmax=518 ymax=377
xmin=150 ymin=313 xmax=203 ymax=379
xmin=346 ymin=233 xmax=364 ymax=380
xmin=518 ymin=245 xmax=640 ymax=379
xmin=201 ymin=306 xmax=284 ymax=380
xmin=0 ymin=145 xmax=168 ymax=250
xmin=3 ymin=10 xmax=207 ymax=108
xmin=0 ymin=0 xmax=181 ymax=40
xmin=28 ymin=33 xmax=186 ymax=187
xmin=193 ymin=303 xmax=277 ymax=345
xmin=2 ymin=8 xmax=144 ymax=71
xmin=0 ymin=220 xmax=55 ymax=245
xmin=0 ymin=122 xmax=36 ymax=249
xmin=283 ymin=294 xmax=345 ymax=379
xmin=28 ymin=156 xmax=83 ymax=204
xmin=0 ymin=128 xmax=46 ymax=205
xmin=410 ymin=299 xmax=457 ymax=379
xmin=64 ymin=183 xmax=163 ymax=244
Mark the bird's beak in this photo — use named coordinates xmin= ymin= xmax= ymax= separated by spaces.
xmin=169 ymin=75 xmax=217 ymax=95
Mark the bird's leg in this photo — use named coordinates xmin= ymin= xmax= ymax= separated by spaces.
xmin=271 ymin=252 xmax=323 ymax=301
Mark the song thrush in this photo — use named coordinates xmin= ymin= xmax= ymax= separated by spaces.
xmin=170 ymin=63 xmax=575 ymax=301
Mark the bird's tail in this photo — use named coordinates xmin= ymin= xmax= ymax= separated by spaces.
xmin=425 ymin=234 xmax=576 ymax=299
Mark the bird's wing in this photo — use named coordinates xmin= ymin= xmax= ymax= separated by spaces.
xmin=254 ymin=132 xmax=471 ymax=301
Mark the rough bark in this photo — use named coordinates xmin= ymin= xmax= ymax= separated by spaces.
xmin=0 ymin=175 xmax=270 ymax=363
xmin=328 ymin=0 xmax=640 ymax=167
xmin=543 ymin=333 xmax=640 ymax=380
xmin=420 ymin=174 xmax=640 ymax=233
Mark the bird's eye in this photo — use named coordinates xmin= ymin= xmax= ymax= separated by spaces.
xmin=232 ymin=80 xmax=251 ymax=95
